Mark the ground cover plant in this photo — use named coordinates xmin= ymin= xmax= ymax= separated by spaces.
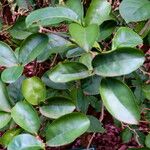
xmin=0 ymin=0 xmax=150 ymax=149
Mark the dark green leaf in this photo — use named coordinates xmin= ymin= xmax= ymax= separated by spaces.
xmin=0 ymin=112 xmax=11 ymax=129
xmin=18 ymin=33 xmax=48 ymax=65
xmin=40 ymin=97 xmax=75 ymax=119
xmin=145 ymin=134 xmax=150 ymax=148
xmin=26 ymin=7 xmax=79 ymax=28
xmin=11 ymin=101 xmax=40 ymax=134
xmin=112 ymin=27 xmax=143 ymax=49
xmin=119 ymin=0 xmax=150 ymax=23
xmin=1 ymin=66 xmax=23 ymax=83
xmin=85 ymin=0 xmax=111 ymax=26
xmin=0 ymin=41 xmax=18 ymax=67
xmin=7 ymin=134 xmax=45 ymax=150
xmin=121 ymin=128 xmax=133 ymax=143
xmin=22 ymin=77 xmax=46 ymax=105
xmin=92 ymin=48 xmax=145 ymax=77
xmin=100 ymin=78 xmax=140 ymax=124
xmin=69 ymin=23 xmax=99 ymax=52
xmin=48 ymin=62 xmax=90 ymax=83
xmin=46 ymin=112 xmax=90 ymax=146
xmin=142 ymin=84 xmax=150 ymax=100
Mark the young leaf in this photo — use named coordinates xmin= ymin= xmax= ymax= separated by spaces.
xmin=0 ymin=41 xmax=18 ymax=67
xmin=142 ymin=84 xmax=150 ymax=100
xmin=39 ymin=97 xmax=75 ymax=119
xmin=100 ymin=78 xmax=140 ymax=124
xmin=22 ymin=77 xmax=46 ymax=105
xmin=87 ymin=115 xmax=105 ymax=133
xmin=145 ymin=134 xmax=150 ymax=148
xmin=26 ymin=7 xmax=79 ymax=28
xmin=46 ymin=112 xmax=90 ymax=146
xmin=11 ymin=101 xmax=40 ymax=134
xmin=18 ymin=33 xmax=48 ymax=65
xmin=0 ymin=128 xmax=22 ymax=147
xmin=7 ymin=134 xmax=45 ymax=150
xmin=1 ymin=66 xmax=24 ymax=83
xmin=69 ymin=23 xmax=99 ymax=52
xmin=112 ymin=27 xmax=143 ymax=49
xmin=0 ymin=80 xmax=11 ymax=112
xmin=119 ymin=0 xmax=150 ymax=23
xmin=48 ymin=62 xmax=90 ymax=83
xmin=92 ymin=48 xmax=145 ymax=77
xmin=0 ymin=112 xmax=11 ymax=129
xmin=85 ymin=0 xmax=111 ymax=26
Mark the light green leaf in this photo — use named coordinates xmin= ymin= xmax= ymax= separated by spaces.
xmin=112 ymin=27 xmax=143 ymax=49
xmin=46 ymin=112 xmax=90 ymax=146
xmin=119 ymin=0 xmax=150 ymax=23
xmin=100 ymin=78 xmax=140 ymax=124
xmin=87 ymin=115 xmax=105 ymax=133
xmin=69 ymin=23 xmax=99 ymax=52
xmin=11 ymin=101 xmax=40 ymax=134
xmin=26 ymin=7 xmax=79 ymax=28
xmin=40 ymin=97 xmax=75 ymax=119
xmin=1 ymin=66 xmax=23 ymax=83
xmin=142 ymin=84 xmax=150 ymax=100
xmin=22 ymin=77 xmax=46 ymax=105
xmin=92 ymin=48 xmax=145 ymax=77
xmin=18 ymin=33 xmax=48 ymax=65
xmin=48 ymin=62 xmax=90 ymax=83
xmin=0 ymin=112 xmax=11 ymax=129
xmin=0 ymin=41 xmax=18 ymax=67
xmin=7 ymin=134 xmax=45 ymax=150
xmin=85 ymin=0 xmax=111 ymax=26
xmin=145 ymin=134 xmax=150 ymax=148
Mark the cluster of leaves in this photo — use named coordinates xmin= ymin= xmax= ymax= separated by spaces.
xmin=0 ymin=0 xmax=150 ymax=149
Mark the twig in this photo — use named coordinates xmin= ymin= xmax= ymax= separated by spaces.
xmin=50 ymin=54 xmax=58 ymax=67
xmin=139 ymin=19 xmax=150 ymax=36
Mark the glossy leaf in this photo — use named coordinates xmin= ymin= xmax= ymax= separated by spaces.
xmin=46 ymin=112 xmax=90 ymax=146
xmin=1 ymin=66 xmax=23 ymax=83
xmin=145 ymin=134 xmax=150 ymax=148
xmin=48 ymin=62 xmax=90 ymax=83
xmin=18 ymin=33 xmax=48 ymax=65
xmin=7 ymin=134 xmax=45 ymax=150
xmin=87 ymin=115 xmax=105 ymax=133
xmin=0 ymin=41 xmax=18 ymax=67
xmin=40 ymin=97 xmax=75 ymax=119
xmin=0 ymin=80 xmax=11 ymax=112
xmin=0 ymin=112 xmax=11 ymax=129
xmin=85 ymin=0 xmax=111 ymax=26
xmin=142 ymin=84 xmax=150 ymax=100
xmin=119 ymin=0 xmax=150 ymax=23
xmin=0 ymin=128 xmax=22 ymax=147
xmin=92 ymin=48 xmax=145 ymax=77
xmin=11 ymin=101 xmax=40 ymax=134
xmin=100 ymin=78 xmax=140 ymax=124
xmin=69 ymin=23 xmax=99 ymax=52
xmin=26 ymin=7 xmax=79 ymax=28
xmin=112 ymin=27 xmax=143 ymax=49
xmin=22 ymin=77 xmax=46 ymax=105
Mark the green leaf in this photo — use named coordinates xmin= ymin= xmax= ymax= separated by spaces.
xmin=11 ymin=101 xmax=40 ymax=134
xmin=100 ymin=78 xmax=140 ymax=124
xmin=66 ymin=0 xmax=83 ymax=21
xmin=87 ymin=115 xmax=105 ymax=133
xmin=85 ymin=0 xmax=111 ymax=26
xmin=119 ymin=0 xmax=150 ymax=23
xmin=0 ymin=41 xmax=18 ymax=67
xmin=48 ymin=62 xmax=90 ymax=83
xmin=0 ymin=128 xmax=22 ymax=147
xmin=26 ymin=7 xmax=79 ymax=28
xmin=7 ymin=134 xmax=45 ymax=150
xmin=1 ymin=66 xmax=23 ymax=83
xmin=142 ymin=84 xmax=150 ymax=100
xmin=18 ymin=33 xmax=48 ymax=65
xmin=69 ymin=23 xmax=99 ymax=52
xmin=121 ymin=128 xmax=133 ymax=143
xmin=22 ymin=77 xmax=46 ymax=105
xmin=0 ymin=80 xmax=11 ymax=112
xmin=46 ymin=112 xmax=90 ymax=146
xmin=39 ymin=97 xmax=75 ymax=119
xmin=112 ymin=27 xmax=143 ymax=50
xmin=145 ymin=134 xmax=150 ymax=148
xmin=92 ymin=48 xmax=145 ymax=77
xmin=0 ymin=112 xmax=11 ymax=129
